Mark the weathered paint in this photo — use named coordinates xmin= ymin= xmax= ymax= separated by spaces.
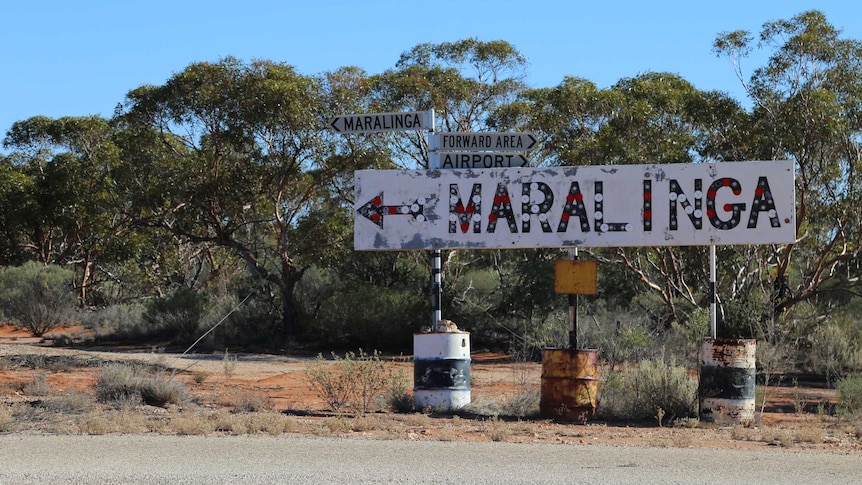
xmin=554 ymin=259 xmax=598 ymax=295
xmin=354 ymin=161 xmax=796 ymax=250
xmin=540 ymin=349 xmax=599 ymax=420
xmin=414 ymin=332 xmax=471 ymax=410
xmin=699 ymin=338 xmax=756 ymax=425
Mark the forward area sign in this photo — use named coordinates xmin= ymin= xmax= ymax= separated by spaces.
xmin=330 ymin=110 xmax=434 ymax=134
xmin=430 ymin=132 xmax=537 ymax=152
xmin=354 ymin=161 xmax=796 ymax=250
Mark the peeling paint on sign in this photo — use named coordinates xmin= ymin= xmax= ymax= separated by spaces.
xmin=354 ymin=161 xmax=796 ymax=250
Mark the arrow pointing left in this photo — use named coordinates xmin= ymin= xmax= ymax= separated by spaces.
xmin=357 ymin=192 xmax=427 ymax=228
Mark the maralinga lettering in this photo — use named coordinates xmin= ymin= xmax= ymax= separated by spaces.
xmin=342 ymin=112 xmax=422 ymax=132
xmin=448 ymin=177 xmax=783 ymax=234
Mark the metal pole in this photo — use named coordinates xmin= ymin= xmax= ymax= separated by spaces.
xmin=432 ymin=250 xmax=442 ymax=331
xmin=568 ymin=248 xmax=579 ymax=349
xmin=427 ymin=109 xmax=441 ymax=331
xmin=710 ymin=244 xmax=717 ymax=339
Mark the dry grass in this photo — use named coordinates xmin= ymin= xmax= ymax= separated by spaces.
xmin=1 ymin=344 xmax=860 ymax=452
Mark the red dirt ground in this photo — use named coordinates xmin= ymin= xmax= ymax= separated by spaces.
xmin=1 ymin=325 xmax=859 ymax=452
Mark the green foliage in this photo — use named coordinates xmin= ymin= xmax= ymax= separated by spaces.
xmin=598 ymin=359 xmax=698 ymax=422
xmin=305 ymin=349 xmax=391 ymax=416
xmin=385 ymin=368 xmax=415 ymax=413
xmin=808 ymin=321 xmax=862 ymax=386
xmin=836 ymin=376 xmax=862 ymax=415
xmin=0 ymin=262 xmax=77 ymax=336
xmin=297 ymin=263 xmax=424 ymax=351
xmin=144 ymin=287 xmax=208 ymax=343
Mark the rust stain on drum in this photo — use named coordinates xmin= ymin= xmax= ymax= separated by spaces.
xmin=540 ymin=349 xmax=598 ymax=421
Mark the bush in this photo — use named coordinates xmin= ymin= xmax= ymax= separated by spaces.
xmin=144 ymin=287 xmax=208 ymax=343
xmin=0 ymin=262 xmax=78 ymax=337
xmin=95 ymin=363 xmax=185 ymax=407
xmin=837 ymin=375 xmax=862 ymax=415
xmin=385 ymin=368 xmax=414 ymax=413
xmin=305 ymin=350 xmax=391 ymax=416
xmin=598 ymin=358 xmax=697 ymax=422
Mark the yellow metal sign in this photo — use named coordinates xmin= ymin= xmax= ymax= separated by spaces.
xmin=554 ymin=260 xmax=597 ymax=295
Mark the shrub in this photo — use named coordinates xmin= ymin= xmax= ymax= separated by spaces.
xmin=837 ymin=375 xmax=862 ymax=415
xmin=144 ymin=287 xmax=207 ymax=343
xmin=80 ymin=302 xmax=146 ymax=340
xmin=0 ymin=262 xmax=78 ymax=337
xmin=305 ymin=350 xmax=391 ymax=415
xmin=306 ymin=353 xmax=356 ymax=413
xmin=809 ymin=322 xmax=862 ymax=386
xmin=95 ymin=363 xmax=185 ymax=407
xmin=598 ymin=358 xmax=697 ymax=422
xmin=385 ymin=368 xmax=414 ymax=413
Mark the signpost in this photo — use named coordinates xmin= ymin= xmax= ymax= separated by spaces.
xmin=329 ymin=110 xmax=434 ymax=134
xmin=430 ymin=132 xmax=537 ymax=151
xmin=436 ymin=152 xmax=529 ymax=169
xmin=429 ymin=132 xmax=536 ymax=169
xmin=354 ymin=161 xmax=796 ymax=250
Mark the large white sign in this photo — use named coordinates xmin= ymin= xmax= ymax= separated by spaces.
xmin=354 ymin=161 xmax=796 ymax=250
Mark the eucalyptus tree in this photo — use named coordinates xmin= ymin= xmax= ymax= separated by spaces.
xmin=367 ymin=38 xmax=528 ymax=169
xmin=1 ymin=115 xmax=136 ymax=302
xmin=714 ymin=10 xmax=862 ymax=318
xmin=494 ymin=72 xmax=751 ymax=326
xmin=118 ymin=57 xmax=367 ymax=343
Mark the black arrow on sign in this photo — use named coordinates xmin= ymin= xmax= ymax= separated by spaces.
xmin=357 ymin=193 xmax=426 ymax=228
xmin=525 ymin=134 xmax=537 ymax=150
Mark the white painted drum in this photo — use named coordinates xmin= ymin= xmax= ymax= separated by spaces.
xmin=699 ymin=338 xmax=756 ymax=425
xmin=413 ymin=332 xmax=471 ymax=410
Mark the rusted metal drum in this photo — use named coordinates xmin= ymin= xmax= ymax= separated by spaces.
xmin=699 ymin=338 xmax=756 ymax=425
xmin=413 ymin=332 xmax=471 ymax=410
xmin=540 ymin=348 xmax=599 ymax=420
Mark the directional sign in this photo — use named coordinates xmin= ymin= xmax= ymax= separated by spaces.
xmin=357 ymin=192 xmax=427 ymax=227
xmin=433 ymin=152 xmax=529 ymax=169
xmin=430 ymin=132 xmax=537 ymax=152
xmin=354 ymin=161 xmax=796 ymax=250
xmin=329 ymin=110 xmax=433 ymax=134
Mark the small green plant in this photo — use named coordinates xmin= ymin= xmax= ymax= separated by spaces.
xmin=306 ymin=353 xmax=357 ymax=414
xmin=385 ymin=368 xmax=414 ymax=413
xmin=305 ymin=349 xmax=392 ymax=416
xmin=353 ymin=350 xmax=389 ymax=415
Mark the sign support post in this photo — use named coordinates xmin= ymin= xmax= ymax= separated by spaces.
xmin=426 ymin=110 xmax=443 ymax=331
xmin=709 ymin=244 xmax=717 ymax=339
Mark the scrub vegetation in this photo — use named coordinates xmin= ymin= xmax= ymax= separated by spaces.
xmin=1 ymin=10 xmax=862 ymax=431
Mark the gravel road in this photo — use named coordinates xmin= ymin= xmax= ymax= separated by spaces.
xmin=1 ymin=434 xmax=860 ymax=484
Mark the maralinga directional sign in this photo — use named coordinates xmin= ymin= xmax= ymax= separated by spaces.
xmin=354 ymin=161 xmax=796 ymax=250
xmin=329 ymin=110 xmax=434 ymax=134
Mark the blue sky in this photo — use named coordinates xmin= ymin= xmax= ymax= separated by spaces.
xmin=2 ymin=1 xmax=860 ymax=147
